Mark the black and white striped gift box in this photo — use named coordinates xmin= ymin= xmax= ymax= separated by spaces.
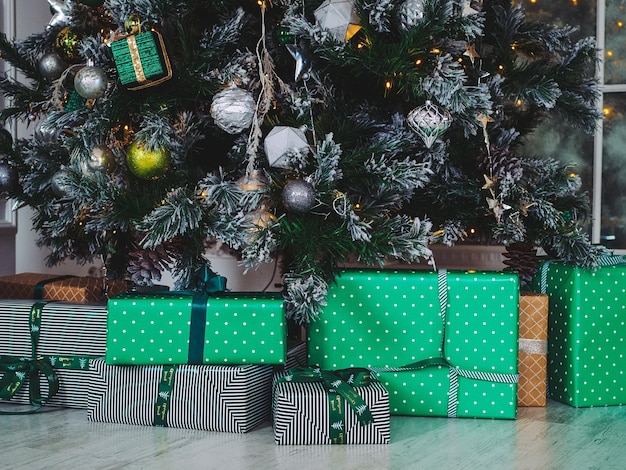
xmin=0 ymin=299 xmax=107 ymax=409
xmin=273 ymin=375 xmax=390 ymax=445
xmin=88 ymin=359 xmax=273 ymax=432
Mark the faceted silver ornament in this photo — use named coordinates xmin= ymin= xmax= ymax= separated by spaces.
xmin=74 ymin=65 xmax=108 ymax=99
xmin=397 ymin=0 xmax=426 ymax=32
xmin=282 ymin=179 xmax=316 ymax=213
xmin=407 ymin=100 xmax=452 ymax=148
xmin=210 ymin=85 xmax=256 ymax=134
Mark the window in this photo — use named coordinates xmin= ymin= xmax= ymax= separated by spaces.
xmin=518 ymin=0 xmax=626 ymax=250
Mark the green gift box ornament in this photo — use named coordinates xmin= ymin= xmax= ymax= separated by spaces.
xmin=110 ymin=16 xmax=172 ymax=91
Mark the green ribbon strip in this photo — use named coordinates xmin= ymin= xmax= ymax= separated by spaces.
xmin=370 ymin=270 xmax=519 ymax=418
xmin=154 ymin=365 xmax=178 ymax=427
xmin=0 ymin=355 xmax=59 ymax=414
xmin=33 ymin=275 xmax=75 ymax=300
xmin=277 ymin=366 xmax=374 ymax=444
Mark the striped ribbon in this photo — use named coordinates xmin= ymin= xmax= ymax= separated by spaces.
xmin=371 ymin=269 xmax=519 ymax=418
xmin=540 ymin=255 xmax=626 ymax=293
xmin=277 ymin=367 xmax=374 ymax=444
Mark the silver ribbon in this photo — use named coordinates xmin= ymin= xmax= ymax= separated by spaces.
xmin=519 ymin=338 xmax=547 ymax=355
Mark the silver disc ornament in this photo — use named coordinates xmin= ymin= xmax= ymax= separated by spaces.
xmin=282 ymin=179 xmax=316 ymax=213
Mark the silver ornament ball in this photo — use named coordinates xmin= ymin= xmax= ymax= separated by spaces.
xmin=50 ymin=169 xmax=72 ymax=197
xmin=210 ymin=86 xmax=256 ymax=134
xmin=81 ymin=145 xmax=115 ymax=177
xmin=74 ymin=65 xmax=108 ymax=99
xmin=397 ymin=0 xmax=426 ymax=32
xmin=38 ymin=52 xmax=67 ymax=80
xmin=282 ymin=179 xmax=316 ymax=213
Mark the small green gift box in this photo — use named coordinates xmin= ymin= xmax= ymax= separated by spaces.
xmin=110 ymin=30 xmax=172 ymax=90
xmin=532 ymin=257 xmax=626 ymax=407
xmin=308 ymin=269 xmax=520 ymax=419
xmin=106 ymin=292 xmax=287 ymax=366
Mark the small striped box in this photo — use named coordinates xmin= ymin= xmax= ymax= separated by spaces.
xmin=273 ymin=373 xmax=390 ymax=445
xmin=0 ymin=299 xmax=107 ymax=409
xmin=88 ymin=359 xmax=273 ymax=432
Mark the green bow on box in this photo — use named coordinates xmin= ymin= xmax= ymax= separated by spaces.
xmin=276 ymin=366 xmax=375 ymax=444
xmin=0 ymin=355 xmax=58 ymax=414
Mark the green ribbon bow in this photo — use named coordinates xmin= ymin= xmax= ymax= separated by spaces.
xmin=277 ymin=366 xmax=374 ymax=444
xmin=0 ymin=355 xmax=58 ymax=414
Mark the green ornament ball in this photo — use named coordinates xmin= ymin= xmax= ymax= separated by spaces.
xmin=55 ymin=27 xmax=81 ymax=62
xmin=126 ymin=140 xmax=170 ymax=180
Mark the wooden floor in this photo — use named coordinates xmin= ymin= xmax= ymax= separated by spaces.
xmin=2 ymin=400 xmax=625 ymax=470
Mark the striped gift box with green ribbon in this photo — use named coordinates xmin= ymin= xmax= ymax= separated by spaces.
xmin=308 ymin=269 xmax=520 ymax=419
xmin=0 ymin=300 xmax=106 ymax=409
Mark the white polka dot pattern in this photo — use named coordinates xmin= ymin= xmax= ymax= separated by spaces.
xmin=106 ymin=293 xmax=286 ymax=365
xmin=538 ymin=262 xmax=626 ymax=407
xmin=307 ymin=269 xmax=519 ymax=419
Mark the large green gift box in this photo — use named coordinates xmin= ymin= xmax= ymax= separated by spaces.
xmin=533 ymin=259 xmax=626 ymax=407
xmin=308 ymin=269 xmax=520 ymax=419
xmin=106 ymin=292 xmax=287 ymax=365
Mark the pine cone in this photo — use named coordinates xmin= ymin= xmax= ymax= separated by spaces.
xmin=478 ymin=145 xmax=523 ymax=182
xmin=502 ymin=242 xmax=540 ymax=286
xmin=127 ymin=246 xmax=173 ymax=286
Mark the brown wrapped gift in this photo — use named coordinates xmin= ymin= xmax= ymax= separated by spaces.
xmin=0 ymin=273 xmax=128 ymax=304
xmin=518 ymin=292 xmax=549 ymax=407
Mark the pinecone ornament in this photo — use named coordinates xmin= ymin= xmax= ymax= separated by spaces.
xmin=127 ymin=246 xmax=172 ymax=286
xmin=478 ymin=145 xmax=523 ymax=182
xmin=502 ymin=242 xmax=540 ymax=286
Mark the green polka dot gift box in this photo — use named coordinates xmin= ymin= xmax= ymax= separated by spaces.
xmin=308 ymin=269 xmax=520 ymax=419
xmin=106 ymin=292 xmax=286 ymax=366
xmin=532 ymin=258 xmax=626 ymax=407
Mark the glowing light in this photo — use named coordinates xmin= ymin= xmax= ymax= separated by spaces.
xmin=618 ymin=21 xmax=624 ymax=28
xmin=430 ymin=48 xmax=441 ymax=54
xmin=469 ymin=227 xmax=476 ymax=234
xmin=603 ymin=107 xmax=611 ymax=117
xmin=415 ymin=58 xmax=422 ymax=66
xmin=607 ymin=50 xmax=614 ymax=57
xmin=516 ymin=99 xmax=523 ymax=106
xmin=385 ymin=80 xmax=393 ymax=90
xmin=498 ymin=64 xmax=505 ymax=71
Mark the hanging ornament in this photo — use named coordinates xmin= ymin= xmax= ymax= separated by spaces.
xmin=276 ymin=26 xmax=295 ymax=46
xmin=397 ymin=0 xmax=426 ymax=32
xmin=210 ymin=85 xmax=256 ymax=135
xmin=463 ymin=43 xmax=480 ymax=65
xmin=242 ymin=208 xmax=277 ymax=244
xmin=55 ymin=27 xmax=81 ymax=62
xmin=264 ymin=126 xmax=309 ymax=169
xmin=33 ymin=120 xmax=62 ymax=144
xmin=0 ymin=160 xmax=18 ymax=194
xmin=50 ymin=169 xmax=72 ymax=197
xmin=126 ymin=140 xmax=171 ymax=180
xmin=0 ymin=128 xmax=13 ymax=150
xmin=285 ymin=42 xmax=313 ymax=82
xmin=282 ymin=179 xmax=316 ymax=213
xmin=38 ymin=52 xmax=67 ymax=80
xmin=407 ymin=100 xmax=452 ymax=148
xmin=110 ymin=19 xmax=173 ymax=91
xmin=314 ymin=0 xmax=362 ymax=42
xmin=74 ymin=63 xmax=108 ymax=99
xmin=47 ymin=0 xmax=71 ymax=29
xmin=237 ymin=169 xmax=268 ymax=191
xmin=81 ymin=145 xmax=116 ymax=177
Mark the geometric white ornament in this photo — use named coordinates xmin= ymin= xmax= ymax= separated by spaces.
xmin=406 ymin=100 xmax=452 ymax=148
xmin=314 ymin=0 xmax=362 ymax=42
xmin=264 ymin=126 xmax=309 ymax=169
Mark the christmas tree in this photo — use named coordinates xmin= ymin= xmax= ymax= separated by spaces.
xmin=0 ymin=0 xmax=605 ymax=322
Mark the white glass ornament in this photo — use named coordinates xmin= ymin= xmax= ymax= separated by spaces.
xmin=314 ymin=0 xmax=362 ymax=42
xmin=210 ymin=85 xmax=256 ymax=134
xmin=264 ymin=126 xmax=309 ymax=169
xmin=407 ymin=101 xmax=452 ymax=148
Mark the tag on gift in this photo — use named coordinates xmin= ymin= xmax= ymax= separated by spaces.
xmin=110 ymin=19 xmax=172 ymax=91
